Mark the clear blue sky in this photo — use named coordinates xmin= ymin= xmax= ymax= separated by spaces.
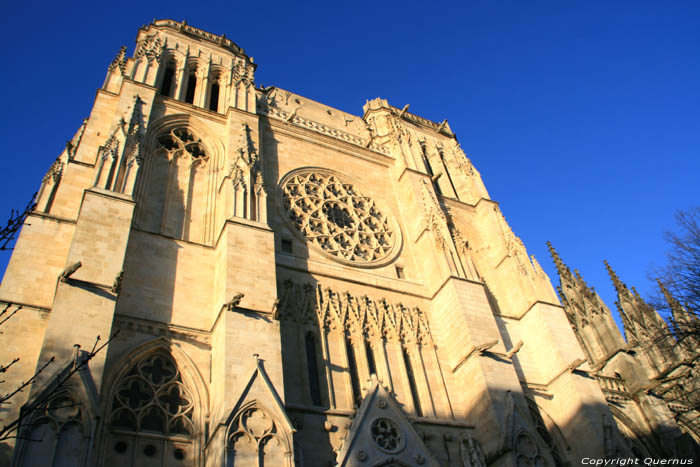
xmin=1 ymin=1 xmax=698 ymax=333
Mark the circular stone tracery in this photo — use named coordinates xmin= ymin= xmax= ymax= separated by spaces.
xmin=369 ymin=417 xmax=404 ymax=453
xmin=279 ymin=169 xmax=399 ymax=266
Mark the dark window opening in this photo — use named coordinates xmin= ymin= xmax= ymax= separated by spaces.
xmin=305 ymin=333 xmax=322 ymax=406
xmin=184 ymin=73 xmax=197 ymax=104
xmin=44 ymin=182 xmax=59 ymax=214
xmin=422 ymin=156 xmax=442 ymax=196
xmin=403 ymin=348 xmax=423 ymax=417
xmin=365 ymin=340 xmax=377 ymax=377
xmin=281 ymin=239 xmax=293 ymax=253
xmin=160 ymin=67 xmax=175 ymax=97
xmin=209 ymin=82 xmax=220 ymax=112
xmin=345 ymin=336 xmax=362 ymax=407
xmin=438 ymin=149 xmax=459 ymax=198
xmin=395 ymin=266 xmax=405 ymax=279
xmin=432 ymin=179 xmax=443 ymax=196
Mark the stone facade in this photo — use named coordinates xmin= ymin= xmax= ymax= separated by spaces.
xmin=0 ymin=19 xmax=697 ymax=466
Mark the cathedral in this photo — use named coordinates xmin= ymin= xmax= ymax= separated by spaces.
xmin=1 ymin=19 xmax=698 ymax=466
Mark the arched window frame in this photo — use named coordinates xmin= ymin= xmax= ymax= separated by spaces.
xmin=525 ymin=398 xmax=569 ymax=466
xmin=13 ymin=388 xmax=92 ymax=467
xmin=158 ymin=58 xmax=178 ymax=98
xmin=133 ymin=115 xmax=224 ymax=245
xmin=97 ymin=339 xmax=209 ymax=467
xmin=207 ymin=67 xmax=225 ymax=113
xmin=182 ymin=58 xmax=201 ymax=106
xmin=224 ymin=401 xmax=294 ymax=467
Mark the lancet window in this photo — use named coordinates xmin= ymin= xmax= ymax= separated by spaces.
xmin=402 ymin=348 xmax=423 ymax=417
xmin=345 ymin=335 xmax=362 ymax=407
xmin=37 ymin=159 xmax=64 ymax=214
xmin=160 ymin=63 xmax=176 ymax=97
xmin=106 ymin=352 xmax=196 ymax=466
xmin=305 ymin=332 xmax=323 ymax=406
xmin=184 ymin=71 xmax=197 ymax=104
xmin=365 ymin=340 xmax=377 ymax=377
xmin=17 ymin=391 xmax=87 ymax=467
xmin=209 ymin=77 xmax=220 ymax=112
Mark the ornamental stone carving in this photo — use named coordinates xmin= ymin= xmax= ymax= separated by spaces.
xmin=156 ymin=128 xmax=208 ymax=165
xmin=370 ymin=417 xmax=404 ymax=454
xmin=279 ymin=168 xmax=400 ymax=267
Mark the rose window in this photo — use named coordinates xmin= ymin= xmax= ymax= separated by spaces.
xmin=280 ymin=169 xmax=398 ymax=265
xmin=370 ymin=417 xmax=404 ymax=453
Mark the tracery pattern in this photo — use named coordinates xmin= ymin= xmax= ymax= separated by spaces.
xmin=514 ymin=431 xmax=550 ymax=467
xmin=228 ymin=405 xmax=287 ymax=466
xmin=156 ymin=128 xmax=208 ymax=163
xmin=280 ymin=169 xmax=396 ymax=265
xmin=18 ymin=391 xmax=86 ymax=467
xmin=110 ymin=353 xmax=194 ymax=436
xmin=370 ymin=417 xmax=404 ymax=453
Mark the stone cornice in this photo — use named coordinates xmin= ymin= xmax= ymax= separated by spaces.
xmin=260 ymin=106 xmax=393 ymax=161
xmin=145 ymin=19 xmax=253 ymax=63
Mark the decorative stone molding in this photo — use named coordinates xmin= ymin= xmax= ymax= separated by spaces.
xmin=229 ymin=122 xmax=258 ymax=176
xmin=42 ymin=158 xmax=64 ymax=184
xmin=276 ymin=280 xmax=433 ymax=346
xmin=109 ymin=46 xmax=127 ymax=75
xmin=113 ymin=316 xmax=211 ymax=346
xmin=363 ymin=97 xmax=452 ymax=136
xmin=493 ymin=205 xmax=531 ymax=277
xmin=460 ymin=434 xmax=487 ymax=467
xmin=156 ymin=127 xmax=208 ymax=165
xmin=152 ymin=19 xmax=249 ymax=57
xmin=260 ymin=106 xmax=389 ymax=155
xmin=135 ymin=33 xmax=164 ymax=63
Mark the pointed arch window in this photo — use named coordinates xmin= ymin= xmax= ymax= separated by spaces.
xmin=527 ymin=400 xmax=567 ymax=466
xmin=345 ymin=335 xmax=362 ymax=407
xmin=365 ymin=340 xmax=377 ymax=377
xmin=402 ymin=348 xmax=423 ymax=417
xmin=17 ymin=391 xmax=87 ymax=467
xmin=184 ymin=72 xmax=197 ymax=104
xmin=160 ymin=64 xmax=175 ymax=97
xmin=106 ymin=352 xmax=196 ymax=466
xmin=305 ymin=332 xmax=323 ymax=406
xmin=209 ymin=80 xmax=220 ymax=112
